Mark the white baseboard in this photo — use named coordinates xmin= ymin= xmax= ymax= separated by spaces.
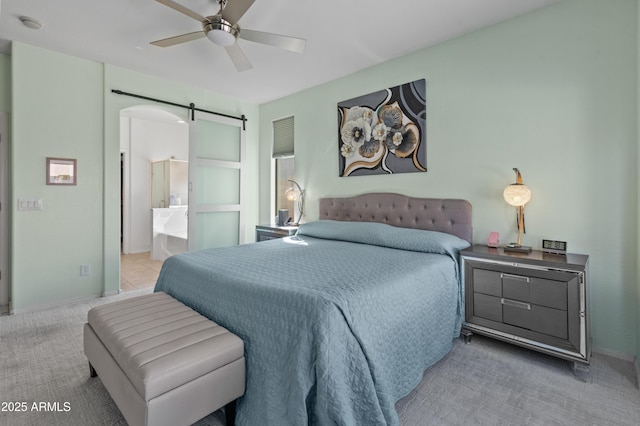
xmin=9 ymin=289 xmax=152 ymax=315
xmin=124 ymin=248 xmax=151 ymax=255
xmin=10 ymin=293 xmax=102 ymax=315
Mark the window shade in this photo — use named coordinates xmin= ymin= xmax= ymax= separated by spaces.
xmin=272 ymin=116 xmax=294 ymax=158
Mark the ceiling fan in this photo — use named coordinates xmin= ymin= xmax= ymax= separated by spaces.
xmin=151 ymin=0 xmax=306 ymax=72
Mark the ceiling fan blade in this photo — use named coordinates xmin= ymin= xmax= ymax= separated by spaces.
xmin=225 ymin=43 xmax=253 ymax=72
xmin=221 ymin=0 xmax=255 ymax=25
xmin=155 ymin=0 xmax=207 ymax=23
xmin=150 ymin=31 xmax=206 ymax=47
xmin=239 ymin=29 xmax=306 ymax=53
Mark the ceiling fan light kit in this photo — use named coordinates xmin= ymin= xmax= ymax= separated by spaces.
xmin=204 ymin=16 xmax=238 ymax=46
xmin=152 ymin=0 xmax=306 ymax=72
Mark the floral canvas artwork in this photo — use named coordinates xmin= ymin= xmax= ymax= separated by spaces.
xmin=338 ymin=79 xmax=426 ymax=176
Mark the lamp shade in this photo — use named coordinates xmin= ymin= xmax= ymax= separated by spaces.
xmin=503 ymin=184 xmax=531 ymax=207
xmin=285 ymin=187 xmax=299 ymax=201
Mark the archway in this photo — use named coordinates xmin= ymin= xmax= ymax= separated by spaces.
xmin=119 ymin=106 xmax=188 ymax=291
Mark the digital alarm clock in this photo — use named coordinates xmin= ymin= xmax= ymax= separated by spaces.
xmin=542 ymin=239 xmax=567 ymax=255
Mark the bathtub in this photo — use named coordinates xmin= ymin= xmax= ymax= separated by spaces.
xmin=151 ymin=207 xmax=188 ymax=261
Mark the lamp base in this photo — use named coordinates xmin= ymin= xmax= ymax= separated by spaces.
xmin=503 ymin=243 xmax=532 ymax=253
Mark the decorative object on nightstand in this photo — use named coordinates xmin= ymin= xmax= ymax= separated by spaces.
xmin=460 ymin=245 xmax=590 ymax=380
xmin=542 ymin=239 xmax=568 ymax=255
xmin=255 ymin=224 xmax=299 ymax=242
xmin=285 ymin=179 xmax=304 ymax=225
xmin=487 ymin=232 xmax=500 ymax=248
xmin=503 ymin=168 xmax=532 ymax=252
xmin=277 ymin=209 xmax=289 ymax=226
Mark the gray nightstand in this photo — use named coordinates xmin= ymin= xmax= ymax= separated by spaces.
xmin=255 ymin=224 xmax=299 ymax=242
xmin=460 ymin=245 xmax=590 ymax=378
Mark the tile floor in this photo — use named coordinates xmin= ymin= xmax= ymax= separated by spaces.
xmin=120 ymin=252 xmax=163 ymax=292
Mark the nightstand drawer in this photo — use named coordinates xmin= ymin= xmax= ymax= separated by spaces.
xmin=501 ymin=273 xmax=530 ymax=301
xmin=473 ymin=293 xmax=502 ymax=322
xmin=502 ymin=274 xmax=568 ymax=310
xmin=503 ymin=302 xmax=568 ymax=339
xmin=529 ymin=277 xmax=568 ymax=310
xmin=473 ymin=269 xmax=502 ymax=296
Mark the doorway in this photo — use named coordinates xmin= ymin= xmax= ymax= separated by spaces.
xmin=117 ymin=105 xmax=247 ymax=291
xmin=119 ymin=106 xmax=188 ymax=291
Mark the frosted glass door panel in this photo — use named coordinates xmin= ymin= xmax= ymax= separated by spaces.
xmin=188 ymin=111 xmax=245 ymax=251
xmin=196 ymin=120 xmax=241 ymax=162
xmin=195 ymin=212 xmax=239 ymax=249
xmin=196 ymin=167 xmax=240 ymax=205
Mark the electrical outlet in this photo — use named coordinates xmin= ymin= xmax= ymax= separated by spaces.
xmin=80 ymin=264 xmax=91 ymax=276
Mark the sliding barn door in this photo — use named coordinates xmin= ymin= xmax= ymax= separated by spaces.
xmin=188 ymin=111 xmax=245 ymax=251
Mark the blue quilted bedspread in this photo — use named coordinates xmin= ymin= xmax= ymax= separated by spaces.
xmin=154 ymin=220 xmax=470 ymax=426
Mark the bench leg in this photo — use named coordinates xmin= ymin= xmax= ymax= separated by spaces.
xmin=224 ymin=400 xmax=237 ymax=426
xmin=89 ymin=362 xmax=97 ymax=378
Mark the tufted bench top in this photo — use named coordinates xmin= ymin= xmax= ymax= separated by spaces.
xmin=87 ymin=291 xmax=244 ymax=401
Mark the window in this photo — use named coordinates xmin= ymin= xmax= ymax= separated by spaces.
xmin=275 ymin=156 xmax=295 ymax=223
xmin=273 ymin=117 xmax=295 ymax=223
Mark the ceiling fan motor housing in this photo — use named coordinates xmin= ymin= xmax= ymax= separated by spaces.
xmin=204 ymin=15 xmax=238 ymax=46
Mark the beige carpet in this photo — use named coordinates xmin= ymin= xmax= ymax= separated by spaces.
xmin=1 ymin=289 xmax=639 ymax=426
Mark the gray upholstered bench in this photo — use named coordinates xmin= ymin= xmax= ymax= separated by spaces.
xmin=83 ymin=291 xmax=245 ymax=426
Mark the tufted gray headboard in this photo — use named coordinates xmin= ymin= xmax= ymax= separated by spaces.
xmin=318 ymin=193 xmax=473 ymax=243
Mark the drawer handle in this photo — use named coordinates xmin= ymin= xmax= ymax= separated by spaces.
xmin=501 ymin=298 xmax=531 ymax=310
xmin=501 ymin=273 xmax=530 ymax=283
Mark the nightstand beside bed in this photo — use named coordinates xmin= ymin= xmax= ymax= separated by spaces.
xmin=255 ymin=224 xmax=299 ymax=242
xmin=460 ymin=245 xmax=590 ymax=380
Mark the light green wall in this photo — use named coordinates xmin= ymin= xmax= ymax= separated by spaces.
xmin=637 ymin=0 xmax=640 ymax=367
xmin=1 ymin=52 xmax=11 ymax=308
xmin=0 ymin=53 xmax=10 ymax=112
xmin=12 ymin=43 xmax=105 ymax=310
xmin=10 ymin=43 xmax=259 ymax=310
xmin=259 ymin=0 xmax=638 ymax=356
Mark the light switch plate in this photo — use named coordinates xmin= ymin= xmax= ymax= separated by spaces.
xmin=18 ymin=197 xmax=43 ymax=211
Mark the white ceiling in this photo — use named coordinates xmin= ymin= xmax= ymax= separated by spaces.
xmin=0 ymin=0 xmax=559 ymax=104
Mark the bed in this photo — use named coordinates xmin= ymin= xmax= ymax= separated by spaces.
xmin=154 ymin=193 xmax=472 ymax=426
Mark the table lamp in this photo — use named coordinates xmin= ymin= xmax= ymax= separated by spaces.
xmin=285 ymin=180 xmax=304 ymax=225
xmin=503 ymin=168 xmax=532 ymax=252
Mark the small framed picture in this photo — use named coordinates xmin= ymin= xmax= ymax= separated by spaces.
xmin=46 ymin=157 xmax=77 ymax=186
